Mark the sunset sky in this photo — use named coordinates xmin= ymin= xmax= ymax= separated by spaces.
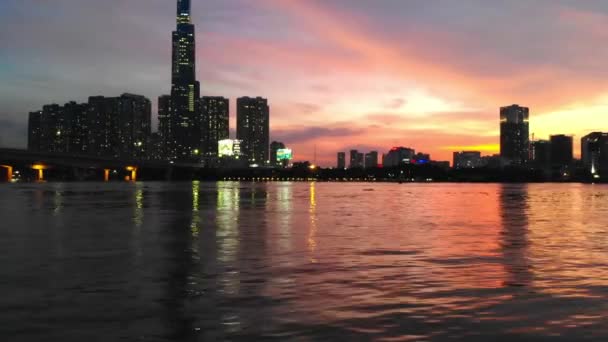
xmin=2 ymin=0 xmax=608 ymax=165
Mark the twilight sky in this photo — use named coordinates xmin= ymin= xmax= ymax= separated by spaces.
xmin=2 ymin=0 xmax=608 ymax=165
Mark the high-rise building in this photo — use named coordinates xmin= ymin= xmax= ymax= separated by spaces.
xmin=500 ymin=105 xmax=529 ymax=166
xmin=63 ymin=101 xmax=90 ymax=155
xmin=270 ymin=141 xmax=286 ymax=166
xmin=87 ymin=96 xmax=120 ymax=158
xmin=117 ymin=94 xmax=152 ymax=160
xmin=453 ymin=151 xmax=482 ymax=169
xmin=582 ymin=132 xmax=608 ymax=177
xmin=383 ymin=147 xmax=416 ymax=167
xmin=236 ymin=97 xmax=269 ymax=164
xmin=530 ymin=140 xmax=551 ymax=167
xmin=349 ymin=150 xmax=361 ymax=168
xmin=337 ymin=152 xmax=346 ymax=169
xmin=158 ymin=95 xmax=172 ymax=159
xmin=201 ymin=96 xmax=229 ymax=163
xmin=365 ymin=151 xmax=379 ymax=168
xmin=169 ymin=0 xmax=201 ymax=161
xmin=549 ymin=134 xmax=573 ymax=167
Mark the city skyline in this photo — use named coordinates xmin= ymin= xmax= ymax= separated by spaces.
xmin=2 ymin=1 xmax=608 ymax=165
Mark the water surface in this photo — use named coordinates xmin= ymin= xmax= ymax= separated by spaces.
xmin=2 ymin=182 xmax=608 ymax=341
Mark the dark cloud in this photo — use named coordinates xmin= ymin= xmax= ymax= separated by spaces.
xmin=272 ymin=126 xmax=364 ymax=144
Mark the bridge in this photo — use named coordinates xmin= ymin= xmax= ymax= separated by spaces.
xmin=0 ymin=148 xmax=205 ymax=182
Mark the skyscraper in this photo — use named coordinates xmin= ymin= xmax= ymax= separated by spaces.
xmin=365 ymin=151 xmax=379 ymax=168
xmin=500 ymin=105 xmax=529 ymax=166
xmin=236 ymin=97 xmax=270 ymax=164
xmin=170 ymin=0 xmax=201 ymax=161
xmin=337 ymin=152 xmax=346 ymax=169
xmin=383 ymin=147 xmax=415 ymax=167
xmin=549 ymin=134 xmax=573 ymax=167
xmin=201 ymin=96 xmax=229 ymax=163
xmin=582 ymin=132 xmax=608 ymax=177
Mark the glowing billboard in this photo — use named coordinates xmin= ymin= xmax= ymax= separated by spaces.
xmin=218 ymin=139 xmax=234 ymax=157
xmin=276 ymin=148 xmax=293 ymax=161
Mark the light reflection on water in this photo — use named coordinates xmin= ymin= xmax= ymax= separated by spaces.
xmin=2 ymin=183 xmax=608 ymax=340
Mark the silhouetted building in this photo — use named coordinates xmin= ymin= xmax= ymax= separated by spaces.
xmin=87 ymin=96 xmax=120 ymax=158
xmin=236 ymin=97 xmax=269 ymax=164
xmin=549 ymin=134 xmax=573 ymax=167
xmin=582 ymin=132 xmax=608 ymax=177
xmin=365 ymin=151 xmax=379 ymax=168
xmin=337 ymin=152 xmax=346 ymax=169
xmin=158 ymin=95 xmax=172 ymax=158
xmin=270 ymin=141 xmax=285 ymax=166
xmin=201 ymin=96 xmax=229 ymax=164
xmin=453 ymin=151 xmax=482 ymax=169
xmin=349 ymin=150 xmax=363 ymax=168
xmin=530 ymin=140 xmax=551 ymax=168
xmin=481 ymin=154 xmax=507 ymax=169
xmin=169 ymin=0 xmax=201 ymax=161
xmin=414 ymin=152 xmax=430 ymax=164
xmin=500 ymin=105 xmax=529 ymax=166
xmin=63 ymin=101 xmax=90 ymax=155
xmin=383 ymin=147 xmax=415 ymax=167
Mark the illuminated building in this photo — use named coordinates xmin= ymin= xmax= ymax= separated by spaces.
xmin=500 ymin=104 xmax=529 ymax=166
xmin=63 ymin=101 xmax=90 ymax=155
xmin=582 ymin=132 xmax=608 ymax=177
xmin=270 ymin=141 xmax=286 ymax=166
xmin=158 ymin=95 xmax=172 ymax=159
xmin=549 ymin=134 xmax=573 ymax=167
xmin=28 ymin=94 xmax=151 ymax=159
xmin=236 ymin=97 xmax=269 ymax=164
xmin=201 ymin=96 xmax=229 ymax=164
xmin=414 ymin=152 xmax=430 ymax=164
xmin=365 ymin=151 xmax=379 ymax=168
xmin=337 ymin=152 xmax=346 ymax=169
xmin=453 ymin=151 xmax=482 ymax=169
xmin=169 ymin=0 xmax=201 ymax=161
xmin=117 ymin=94 xmax=152 ymax=160
xmin=382 ymin=147 xmax=416 ymax=167
xmin=276 ymin=148 xmax=293 ymax=167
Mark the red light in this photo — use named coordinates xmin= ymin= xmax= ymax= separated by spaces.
xmin=390 ymin=147 xmax=399 ymax=151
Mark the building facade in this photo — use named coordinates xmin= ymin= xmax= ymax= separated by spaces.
xmin=500 ymin=105 xmax=529 ymax=166
xmin=337 ymin=152 xmax=346 ymax=169
xmin=383 ymin=147 xmax=416 ymax=167
xmin=365 ymin=151 xmax=379 ymax=168
xmin=530 ymin=140 xmax=551 ymax=168
xmin=582 ymin=132 xmax=608 ymax=178
xmin=453 ymin=151 xmax=482 ymax=169
xmin=549 ymin=134 xmax=573 ymax=167
xmin=201 ymin=96 xmax=229 ymax=164
xmin=236 ymin=97 xmax=270 ymax=164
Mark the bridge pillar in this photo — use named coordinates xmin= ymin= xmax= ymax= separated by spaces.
xmin=0 ymin=165 xmax=13 ymax=182
xmin=32 ymin=164 xmax=47 ymax=182
xmin=126 ymin=166 xmax=138 ymax=182
xmin=104 ymin=169 xmax=110 ymax=182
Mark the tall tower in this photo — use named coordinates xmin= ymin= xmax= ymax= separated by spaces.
xmin=500 ymin=105 xmax=529 ymax=166
xmin=169 ymin=0 xmax=201 ymax=161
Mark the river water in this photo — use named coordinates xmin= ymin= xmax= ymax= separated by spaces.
xmin=2 ymin=182 xmax=608 ymax=341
